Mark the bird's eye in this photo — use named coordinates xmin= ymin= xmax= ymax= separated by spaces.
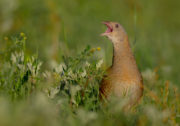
xmin=115 ymin=24 xmax=119 ymax=28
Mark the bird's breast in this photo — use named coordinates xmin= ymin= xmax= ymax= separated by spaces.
xmin=112 ymin=81 xmax=142 ymax=98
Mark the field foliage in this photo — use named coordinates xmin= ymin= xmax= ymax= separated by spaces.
xmin=0 ymin=34 xmax=179 ymax=126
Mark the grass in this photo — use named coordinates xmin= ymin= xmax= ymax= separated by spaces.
xmin=0 ymin=34 xmax=179 ymax=126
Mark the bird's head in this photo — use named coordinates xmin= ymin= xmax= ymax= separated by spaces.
xmin=101 ymin=21 xmax=127 ymax=43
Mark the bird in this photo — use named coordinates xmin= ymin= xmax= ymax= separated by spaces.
xmin=100 ymin=21 xmax=143 ymax=107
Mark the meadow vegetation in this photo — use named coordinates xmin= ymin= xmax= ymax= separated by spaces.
xmin=0 ymin=34 xmax=179 ymax=126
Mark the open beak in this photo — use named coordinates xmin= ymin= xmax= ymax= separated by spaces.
xmin=101 ymin=21 xmax=113 ymax=36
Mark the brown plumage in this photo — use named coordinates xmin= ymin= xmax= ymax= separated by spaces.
xmin=100 ymin=21 xmax=143 ymax=107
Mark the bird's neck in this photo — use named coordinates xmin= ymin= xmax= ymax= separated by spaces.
xmin=112 ymin=35 xmax=135 ymax=69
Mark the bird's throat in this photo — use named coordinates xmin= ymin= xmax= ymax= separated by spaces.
xmin=111 ymin=36 xmax=135 ymax=71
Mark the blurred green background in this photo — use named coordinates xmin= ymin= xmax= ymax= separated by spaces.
xmin=0 ymin=0 xmax=180 ymax=86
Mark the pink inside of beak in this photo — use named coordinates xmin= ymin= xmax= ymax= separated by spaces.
xmin=101 ymin=22 xmax=113 ymax=36
xmin=103 ymin=22 xmax=113 ymax=33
